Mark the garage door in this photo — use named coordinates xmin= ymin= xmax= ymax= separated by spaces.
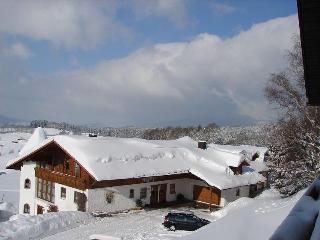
xmin=193 ymin=185 xmax=220 ymax=205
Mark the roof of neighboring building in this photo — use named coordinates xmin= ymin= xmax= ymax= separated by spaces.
xmin=211 ymin=144 xmax=269 ymax=173
xmin=6 ymin=128 xmax=266 ymax=190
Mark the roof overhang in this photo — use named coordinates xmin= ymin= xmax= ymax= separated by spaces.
xmin=297 ymin=0 xmax=320 ymax=105
xmin=6 ymin=139 xmax=55 ymax=170
xmin=6 ymin=140 xmax=97 ymax=181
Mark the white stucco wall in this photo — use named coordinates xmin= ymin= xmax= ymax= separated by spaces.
xmin=220 ymin=185 xmax=250 ymax=206
xmin=19 ymin=160 xmax=256 ymax=214
xmin=19 ymin=161 xmax=36 ymax=214
xmin=34 ymin=183 xmax=89 ymax=214
xmin=87 ymin=178 xmax=208 ymax=213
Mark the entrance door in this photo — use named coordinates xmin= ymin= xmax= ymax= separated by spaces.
xmin=37 ymin=205 xmax=43 ymax=214
xmin=159 ymin=184 xmax=167 ymax=204
xmin=150 ymin=185 xmax=159 ymax=205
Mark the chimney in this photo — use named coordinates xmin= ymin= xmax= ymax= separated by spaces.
xmin=198 ymin=141 xmax=207 ymax=150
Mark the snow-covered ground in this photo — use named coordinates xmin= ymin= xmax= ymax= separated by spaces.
xmin=0 ymin=211 xmax=94 ymax=240
xmin=0 ymin=131 xmax=305 ymax=240
xmin=41 ymin=208 xmax=212 ymax=240
xmin=182 ymin=189 xmax=305 ymax=240
xmin=0 ymin=132 xmax=31 ymax=220
xmin=0 ymin=190 xmax=303 ymax=240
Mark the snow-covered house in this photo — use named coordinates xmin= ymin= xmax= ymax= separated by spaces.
xmin=6 ymin=128 xmax=269 ymax=215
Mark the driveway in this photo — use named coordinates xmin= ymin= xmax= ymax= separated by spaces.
xmin=42 ymin=208 xmax=213 ymax=240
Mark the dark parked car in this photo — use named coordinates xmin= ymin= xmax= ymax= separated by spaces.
xmin=163 ymin=212 xmax=210 ymax=231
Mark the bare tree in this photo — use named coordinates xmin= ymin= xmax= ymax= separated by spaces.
xmin=265 ymin=36 xmax=320 ymax=196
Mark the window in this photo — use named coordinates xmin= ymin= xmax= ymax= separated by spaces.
xmin=170 ymin=184 xmax=175 ymax=194
xmin=24 ymin=179 xmax=31 ymax=189
xmin=140 ymin=187 xmax=147 ymax=199
xmin=61 ymin=187 xmax=66 ymax=199
xmin=23 ymin=204 xmax=30 ymax=214
xmin=236 ymin=188 xmax=240 ymax=197
xmin=106 ymin=192 xmax=114 ymax=203
xmin=129 ymin=189 xmax=134 ymax=198
xmin=74 ymin=162 xmax=80 ymax=177
xmin=36 ymin=178 xmax=55 ymax=203
xmin=64 ymin=160 xmax=70 ymax=173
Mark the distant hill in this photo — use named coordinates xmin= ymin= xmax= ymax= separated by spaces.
xmin=0 ymin=115 xmax=27 ymax=126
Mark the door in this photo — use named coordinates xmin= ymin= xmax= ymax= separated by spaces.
xmin=193 ymin=185 xmax=220 ymax=205
xmin=75 ymin=192 xmax=87 ymax=212
xmin=150 ymin=185 xmax=159 ymax=205
xmin=159 ymin=184 xmax=167 ymax=204
xmin=37 ymin=205 xmax=43 ymax=214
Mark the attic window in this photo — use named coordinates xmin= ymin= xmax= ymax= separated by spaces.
xmin=24 ymin=179 xmax=31 ymax=189
xmin=74 ymin=162 xmax=80 ymax=178
xmin=252 ymin=153 xmax=259 ymax=161
xmin=65 ymin=160 xmax=70 ymax=171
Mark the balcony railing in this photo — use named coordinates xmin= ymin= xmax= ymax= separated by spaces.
xmin=35 ymin=167 xmax=87 ymax=190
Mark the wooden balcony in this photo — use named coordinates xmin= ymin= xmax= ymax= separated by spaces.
xmin=35 ymin=167 xmax=88 ymax=190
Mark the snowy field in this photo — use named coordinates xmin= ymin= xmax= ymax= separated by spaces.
xmin=0 ymin=131 xmax=305 ymax=240
xmin=0 ymin=132 xmax=31 ymax=220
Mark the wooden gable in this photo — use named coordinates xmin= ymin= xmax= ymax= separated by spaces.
xmin=11 ymin=141 xmax=96 ymax=190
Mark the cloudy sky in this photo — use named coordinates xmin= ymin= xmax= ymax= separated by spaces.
xmin=0 ymin=0 xmax=298 ymax=127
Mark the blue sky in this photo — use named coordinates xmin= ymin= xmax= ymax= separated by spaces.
xmin=0 ymin=0 xmax=299 ymax=127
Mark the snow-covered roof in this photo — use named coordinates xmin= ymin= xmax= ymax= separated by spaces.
xmin=19 ymin=127 xmax=47 ymax=156
xmin=7 ymin=129 xmax=266 ymax=189
xmin=211 ymin=144 xmax=269 ymax=173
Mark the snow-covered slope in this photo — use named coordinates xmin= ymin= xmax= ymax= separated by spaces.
xmin=182 ymin=189 xmax=305 ymax=240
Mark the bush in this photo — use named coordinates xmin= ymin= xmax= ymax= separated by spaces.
xmin=136 ymin=199 xmax=143 ymax=208
xmin=177 ymin=193 xmax=185 ymax=203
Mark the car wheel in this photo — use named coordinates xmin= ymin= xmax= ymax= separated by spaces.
xmin=169 ymin=225 xmax=176 ymax=231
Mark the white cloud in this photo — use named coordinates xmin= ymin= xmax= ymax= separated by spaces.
xmin=211 ymin=2 xmax=237 ymax=15
xmin=131 ymin=0 xmax=188 ymax=28
xmin=0 ymin=0 xmax=130 ymax=49
xmin=10 ymin=43 xmax=32 ymax=59
xmin=0 ymin=38 xmax=31 ymax=59
xmin=0 ymin=15 xmax=299 ymax=126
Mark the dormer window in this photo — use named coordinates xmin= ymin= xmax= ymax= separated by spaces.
xmin=252 ymin=152 xmax=259 ymax=161
xmin=24 ymin=179 xmax=31 ymax=189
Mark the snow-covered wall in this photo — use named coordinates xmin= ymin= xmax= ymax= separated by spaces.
xmin=19 ymin=161 xmax=36 ymax=214
xmin=221 ymin=185 xmax=250 ymax=206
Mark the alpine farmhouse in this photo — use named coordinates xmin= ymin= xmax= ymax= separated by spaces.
xmin=6 ymin=128 xmax=269 ymax=215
